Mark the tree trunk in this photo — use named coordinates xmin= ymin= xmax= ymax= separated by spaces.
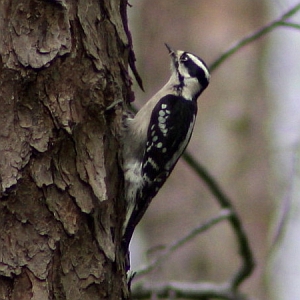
xmin=0 ymin=0 xmax=131 ymax=299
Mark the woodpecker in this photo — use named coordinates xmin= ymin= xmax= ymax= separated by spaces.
xmin=122 ymin=44 xmax=210 ymax=248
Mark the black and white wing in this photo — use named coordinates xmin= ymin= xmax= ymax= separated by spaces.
xmin=123 ymin=94 xmax=197 ymax=245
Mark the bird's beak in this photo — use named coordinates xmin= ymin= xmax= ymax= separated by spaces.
xmin=165 ymin=43 xmax=178 ymax=71
xmin=165 ymin=43 xmax=175 ymax=57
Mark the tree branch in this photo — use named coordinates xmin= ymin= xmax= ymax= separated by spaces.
xmin=134 ymin=209 xmax=232 ymax=279
xmin=132 ymin=281 xmax=250 ymax=300
xmin=278 ymin=21 xmax=300 ymax=29
xmin=183 ymin=152 xmax=254 ymax=288
xmin=209 ymin=3 xmax=300 ymax=72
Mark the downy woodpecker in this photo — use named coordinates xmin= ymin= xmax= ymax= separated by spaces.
xmin=122 ymin=44 xmax=210 ymax=248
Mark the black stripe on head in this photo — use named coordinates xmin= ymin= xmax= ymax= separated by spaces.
xmin=180 ymin=52 xmax=210 ymax=90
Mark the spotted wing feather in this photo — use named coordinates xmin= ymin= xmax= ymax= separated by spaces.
xmin=123 ymin=95 xmax=197 ymax=245
xmin=142 ymin=94 xmax=197 ymax=189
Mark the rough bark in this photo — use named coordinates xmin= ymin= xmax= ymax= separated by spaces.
xmin=0 ymin=0 xmax=131 ymax=299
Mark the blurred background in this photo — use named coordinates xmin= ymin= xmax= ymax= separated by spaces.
xmin=127 ymin=1 xmax=300 ymax=299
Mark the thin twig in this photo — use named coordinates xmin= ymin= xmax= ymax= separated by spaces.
xmin=132 ymin=281 xmax=249 ymax=300
xmin=278 ymin=21 xmax=300 ymax=29
xmin=182 ymin=152 xmax=254 ymax=288
xmin=134 ymin=209 xmax=232 ymax=279
xmin=209 ymin=3 xmax=300 ymax=72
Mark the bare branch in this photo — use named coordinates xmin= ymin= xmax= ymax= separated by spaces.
xmin=132 ymin=281 xmax=251 ymax=300
xmin=278 ymin=21 xmax=300 ymax=29
xmin=209 ymin=3 xmax=300 ymax=72
xmin=183 ymin=151 xmax=254 ymax=288
xmin=135 ymin=209 xmax=232 ymax=279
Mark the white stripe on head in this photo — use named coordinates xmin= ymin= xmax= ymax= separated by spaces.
xmin=187 ymin=53 xmax=210 ymax=81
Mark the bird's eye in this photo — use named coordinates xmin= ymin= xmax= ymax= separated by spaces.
xmin=180 ymin=54 xmax=189 ymax=62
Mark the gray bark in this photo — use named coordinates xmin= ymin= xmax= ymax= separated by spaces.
xmin=0 ymin=0 xmax=131 ymax=299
